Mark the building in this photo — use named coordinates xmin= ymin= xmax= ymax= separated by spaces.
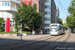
xmin=20 ymin=0 xmax=45 ymax=32
xmin=45 ymin=0 xmax=56 ymax=33
xmin=62 ymin=20 xmax=67 ymax=24
xmin=0 ymin=0 xmax=20 ymax=32
xmin=56 ymin=6 xmax=59 ymax=23
xmin=51 ymin=0 xmax=56 ymax=23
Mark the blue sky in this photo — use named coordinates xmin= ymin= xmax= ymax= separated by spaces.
xmin=54 ymin=0 xmax=71 ymax=20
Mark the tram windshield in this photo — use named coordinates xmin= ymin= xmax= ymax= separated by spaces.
xmin=51 ymin=28 xmax=57 ymax=32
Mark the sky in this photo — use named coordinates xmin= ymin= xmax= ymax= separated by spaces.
xmin=54 ymin=0 xmax=71 ymax=20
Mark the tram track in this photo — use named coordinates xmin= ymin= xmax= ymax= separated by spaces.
xmin=54 ymin=31 xmax=70 ymax=50
xmin=36 ymin=33 xmax=66 ymax=50
xmin=0 ymin=35 xmax=56 ymax=50
xmin=11 ymin=33 xmax=66 ymax=50
xmin=0 ymin=31 xmax=68 ymax=50
xmin=10 ymin=35 xmax=58 ymax=50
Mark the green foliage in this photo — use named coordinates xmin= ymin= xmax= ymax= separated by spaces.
xmin=59 ymin=18 xmax=62 ymax=25
xmin=67 ymin=0 xmax=75 ymax=28
xmin=63 ymin=24 xmax=68 ymax=28
xmin=14 ymin=2 xmax=43 ymax=31
xmin=0 ymin=31 xmax=31 ymax=34
xmin=14 ymin=12 xmax=20 ymax=32
xmin=0 ymin=18 xmax=4 ymax=32
xmin=68 ymin=0 xmax=75 ymax=14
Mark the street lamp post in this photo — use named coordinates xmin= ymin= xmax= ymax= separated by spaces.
xmin=32 ymin=0 xmax=35 ymax=35
xmin=20 ymin=18 xmax=22 ymax=41
xmin=33 ymin=0 xmax=34 ymax=7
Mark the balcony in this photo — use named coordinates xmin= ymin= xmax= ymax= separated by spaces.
xmin=45 ymin=27 xmax=50 ymax=29
xmin=0 ymin=6 xmax=17 ymax=12
xmin=10 ymin=0 xmax=19 ymax=3
xmin=45 ymin=2 xmax=51 ymax=5
xmin=45 ymin=9 xmax=51 ymax=11
xmin=45 ymin=21 xmax=50 ymax=24
xmin=45 ymin=15 xmax=51 ymax=18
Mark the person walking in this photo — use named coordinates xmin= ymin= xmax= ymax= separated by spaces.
xmin=32 ymin=31 xmax=35 ymax=35
xmin=40 ymin=30 xmax=43 ymax=35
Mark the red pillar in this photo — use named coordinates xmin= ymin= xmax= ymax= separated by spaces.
xmin=5 ymin=18 xmax=10 ymax=32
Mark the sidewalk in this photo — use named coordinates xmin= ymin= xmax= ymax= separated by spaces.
xmin=0 ymin=34 xmax=50 ymax=47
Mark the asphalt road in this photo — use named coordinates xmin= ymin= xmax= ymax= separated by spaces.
xmin=0 ymin=31 xmax=75 ymax=50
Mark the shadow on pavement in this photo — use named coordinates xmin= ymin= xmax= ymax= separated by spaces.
xmin=0 ymin=34 xmax=75 ymax=50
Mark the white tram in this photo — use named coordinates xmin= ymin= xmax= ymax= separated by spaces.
xmin=50 ymin=23 xmax=63 ymax=35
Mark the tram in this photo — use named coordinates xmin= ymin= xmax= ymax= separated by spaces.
xmin=50 ymin=23 xmax=63 ymax=35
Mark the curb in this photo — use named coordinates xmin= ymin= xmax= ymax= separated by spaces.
xmin=0 ymin=33 xmax=36 ymax=37
xmin=0 ymin=34 xmax=17 ymax=37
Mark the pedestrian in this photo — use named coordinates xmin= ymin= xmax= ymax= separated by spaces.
xmin=40 ymin=30 xmax=43 ymax=35
xmin=32 ymin=31 xmax=35 ymax=35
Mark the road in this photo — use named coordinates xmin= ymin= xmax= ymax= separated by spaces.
xmin=0 ymin=31 xmax=75 ymax=50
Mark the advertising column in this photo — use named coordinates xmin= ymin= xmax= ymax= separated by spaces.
xmin=5 ymin=18 xmax=10 ymax=32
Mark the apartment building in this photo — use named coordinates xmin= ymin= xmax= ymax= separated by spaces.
xmin=0 ymin=0 xmax=19 ymax=32
xmin=51 ymin=0 xmax=56 ymax=23
xmin=45 ymin=0 xmax=56 ymax=33
xmin=20 ymin=0 xmax=45 ymax=32
xmin=56 ymin=6 xmax=59 ymax=23
xmin=45 ymin=0 xmax=51 ymax=33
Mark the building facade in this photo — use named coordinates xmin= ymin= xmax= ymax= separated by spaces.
xmin=62 ymin=20 xmax=67 ymax=24
xmin=56 ymin=6 xmax=59 ymax=23
xmin=0 ymin=0 xmax=19 ymax=31
xmin=45 ymin=0 xmax=51 ymax=33
xmin=51 ymin=0 xmax=56 ymax=23
xmin=45 ymin=0 xmax=56 ymax=33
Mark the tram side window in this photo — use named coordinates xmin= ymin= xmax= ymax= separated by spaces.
xmin=59 ymin=25 xmax=62 ymax=29
xmin=60 ymin=26 xmax=62 ymax=29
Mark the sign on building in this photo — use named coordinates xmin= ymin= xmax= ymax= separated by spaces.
xmin=24 ymin=0 xmax=33 ymax=5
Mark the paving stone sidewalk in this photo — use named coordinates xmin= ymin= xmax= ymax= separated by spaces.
xmin=0 ymin=34 xmax=50 ymax=47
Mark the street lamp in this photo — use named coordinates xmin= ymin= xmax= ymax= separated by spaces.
xmin=33 ymin=0 xmax=34 ymax=8
xmin=20 ymin=18 xmax=22 ymax=41
xmin=32 ymin=0 xmax=35 ymax=35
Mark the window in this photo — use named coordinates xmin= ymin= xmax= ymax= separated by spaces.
xmin=2 ymin=1 xmax=10 ymax=6
xmin=11 ymin=2 xmax=15 ymax=7
xmin=45 ymin=0 xmax=49 ymax=2
xmin=51 ymin=28 xmax=57 ymax=32
xmin=45 ymin=11 xmax=50 ymax=15
xmin=45 ymin=18 xmax=50 ymax=21
xmin=16 ymin=0 xmax=19 ymax=2
xmin=45 ymin=24 xmax=50 ymax=27
xmin=45 ymin=12 xmax=47 ymax=14
xmin=2 ymin=1 xmax=5 ymax=6
xmin=8 ymin=2 xmax=10 ymax=6
xmin=16 ymin=3 xmax=19 ymax=8
xmin=5 ymin=2 xmax=8 ymax=6
xmin=45 ymin=5 xmax=50 ymax=9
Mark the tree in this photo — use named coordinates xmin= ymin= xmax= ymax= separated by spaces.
xmin=14 ymin=2 xmax=43 ymax=31
xmin=0 ymin=18 xmax=4 ymax=32
xmin=63 ymin=24 xmax=68 ymax=29
xmin=67 ymin=0 xmax=75 ymax=28
xmin=14 ymin=12 xmax=20 ymax=32
xmin=59 ymin=18 xmax=62 ymax=25
xmin=68 ymin=0 xmax=75 ymax=14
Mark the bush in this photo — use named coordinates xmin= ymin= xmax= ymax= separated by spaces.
xmin=0 ymin=18 xmax=4 ymax=32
